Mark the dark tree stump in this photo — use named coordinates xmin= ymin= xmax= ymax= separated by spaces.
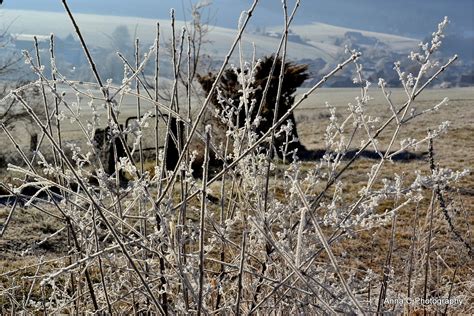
xmin=93 ymin=125 xmax=126 ymax=178
xmin=197 ymin=55 xmax=309 ymax=162
xmin=30 ymin=133 xmax=38 ymax=152
xmin=165 ymin=117 xmax=184 ymax=171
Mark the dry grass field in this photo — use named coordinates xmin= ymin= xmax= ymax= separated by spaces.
xmin=294 ymin=87 xmax=474 ymax=313
xmin=1 ymin=86 xmax=472 ymax=313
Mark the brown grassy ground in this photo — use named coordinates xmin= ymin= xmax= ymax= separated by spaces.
xmin=0 ymin=87 xmax=472 ymax=313
xmin=294 ymin=87 xmax=474 ymax=313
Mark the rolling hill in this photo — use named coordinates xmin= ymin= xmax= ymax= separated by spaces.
xmin=2 ymin=0 xmax=472 ymax=38
xmin=2 ymin=9 xmax=419 ymax=65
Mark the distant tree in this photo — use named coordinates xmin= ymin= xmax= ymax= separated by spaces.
xmin=0 ymin=11 xmax=48 ymax=135
xmin=0 ymin=12 xmax=21 ymax=76
xmin=162 ymin=1 xmax=214 ymax=94
xmin=197 ymin=55 xmax=309 ymax=160
xmin=0 ymin=14 xmax=51 ymax=145
xmin=109 ymin=25 xmax=133 ymax=57
xmin=100 ymin=25 xmax=134 ymax=82
xmin=182 ymin=0 xmax=214 ymax=85
xmin=0 ymin=81 xmax=49 ymax=132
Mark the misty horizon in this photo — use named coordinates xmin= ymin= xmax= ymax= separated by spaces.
xmin=1 ymin=0 xmax=473 ymax=37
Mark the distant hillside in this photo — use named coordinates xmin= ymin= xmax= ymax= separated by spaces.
xmin=2 ymin=0 xmax=472 ymax=38
xmin=1 ymin=9 xmax=471 ymax=87
xmin=1 ymin=9 xmax=418 ymax=64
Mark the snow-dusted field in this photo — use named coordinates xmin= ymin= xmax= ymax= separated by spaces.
xmin=3 ymin=9 xmax=418 ymax=63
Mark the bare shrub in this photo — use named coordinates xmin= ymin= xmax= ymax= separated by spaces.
xmin=0 ymin=1 xmax=471 ymax=315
